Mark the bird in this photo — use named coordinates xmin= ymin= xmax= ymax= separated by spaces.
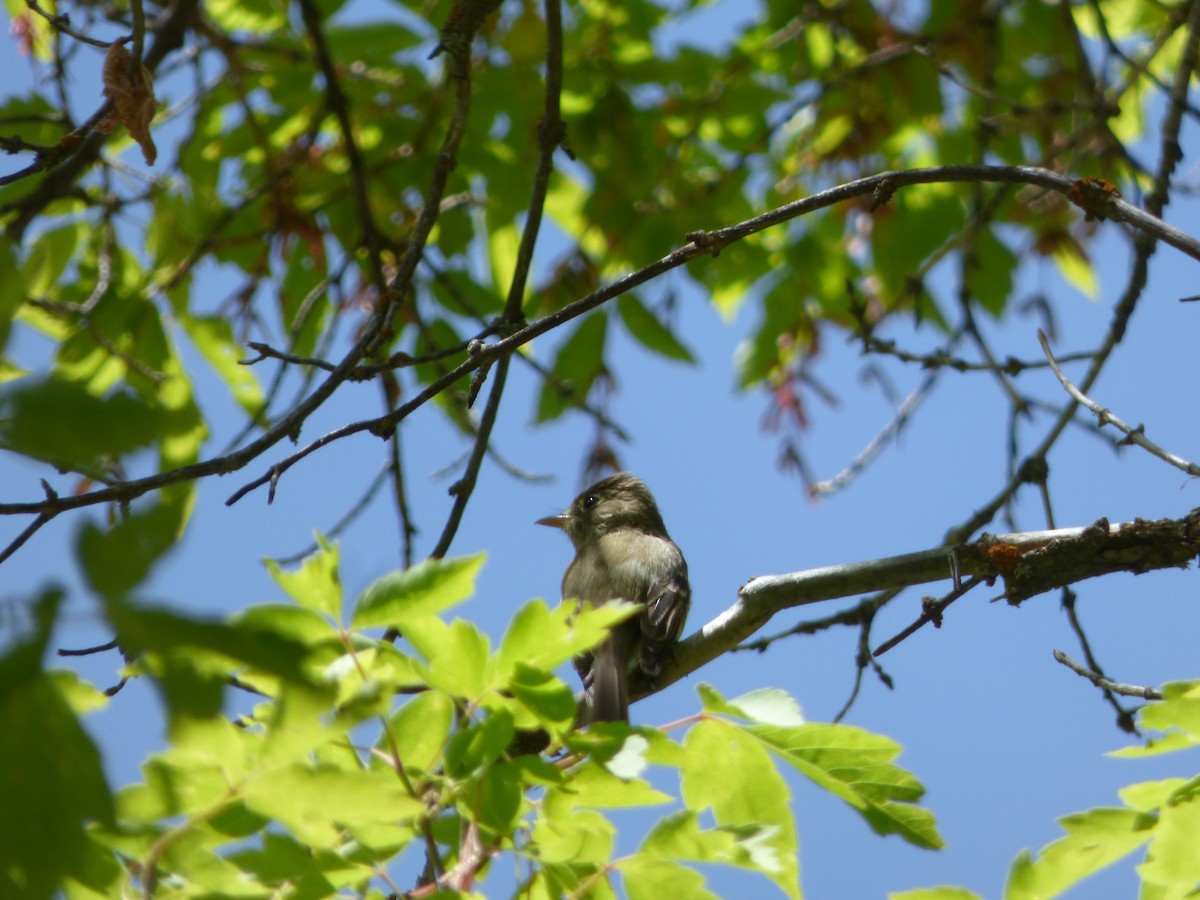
xmin=537 ymin=472 xmax=690 ymax=724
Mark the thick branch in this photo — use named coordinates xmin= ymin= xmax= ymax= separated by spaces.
xmin=633 ymin=509 xmax=1200 ymax=702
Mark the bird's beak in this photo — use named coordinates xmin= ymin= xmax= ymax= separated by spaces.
xmin=536 ymin=513 xmax=570 ymax=530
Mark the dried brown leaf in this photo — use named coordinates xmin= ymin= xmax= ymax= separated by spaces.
xmin=101 ymin=40 xmax=157 ymax=165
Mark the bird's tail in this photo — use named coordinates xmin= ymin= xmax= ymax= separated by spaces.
xmin=589 ymin=639 xmax=628 ymax=724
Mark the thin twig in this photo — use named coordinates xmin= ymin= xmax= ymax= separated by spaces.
xmin=872 ymin=577 xmax=985 ymax=657
xmin=1039 ymin=329 xmax=1200 ymax=478
xmin=423 ymin=0 xmax=569 ymax=558
xmin=1053 ymin=649 xmax=1163 ymax=700
xmin=25 ymin=0 xmax=112 ymax=48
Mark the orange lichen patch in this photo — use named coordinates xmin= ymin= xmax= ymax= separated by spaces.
xmin=984 ymin=542 xmax=1023 ymax=576
xmin=1067 ymin=176 xmax=1119 ymax=220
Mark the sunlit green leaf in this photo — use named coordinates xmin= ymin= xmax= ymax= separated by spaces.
xmin=496 ymin=598 xmax=637 ymax=678
xmin=749 ymin=721 xmax=942 ymax=849
xmin=1053 ymin=245 xmax=1097 ymax=299
xmin=400 ymin=615 xmax=490 ymax=697
xmin=265 ymin=536 xmax=343 ymax=620
xmin=21 ymin=221 xmax=80 ymax=296
xmin=699 ymin=685 xmax=805 ymax=726
xmin=205 ymin=0 xmax=286 ymax=32
xmin=384 ymin=689 xmax=455 ymax=775
xmin=352 ymin=553 xmax=485 ymax=629
xmin=1139 ymin=794 xmax=1200 ymax=891
xmin=621 ymin=855 xmax=718 ymax=900
xmin=507 ymin=663 xmax=578 ymax=729
xmin=1004 ymin=808 xmax=1154 ymax=900
xmin=243 ymin=764 xmax=424 ymax=848
xmin=182 ymin=314 xmax=265 ymax=416
xmin=891 ymin=888 xmax=984 ymax=900
xmin=681 ymin=719 xmax=800 ymax=899
xmin=1137 ymin=681 xmax=1200 ymax=739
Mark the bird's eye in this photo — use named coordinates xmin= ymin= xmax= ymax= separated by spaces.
xmin=582 ymin=494 xmax=599 ymax=511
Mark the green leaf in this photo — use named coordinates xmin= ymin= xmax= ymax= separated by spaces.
xmin=204 ymin=0 xmax=286 ymax=32
xmin=602 ymin=733 xmax=652 ymax=780
xmin=351 ymin=553 xmax=485 ymax=629
xmin=384 ymin=689 xmax=455 ymax=775
xmin=507 ymin=662 xmax=578 ymax=729
xmin=60 ymin=834 xmax=125 ymax=899
xmin=1140 ymin=794 xmax=1200 ymax=891
xmin=1109 ymin=730 xmax=1199 ymax=758
xmin=966 ymin=227 xmax=1017 ymax=317
xmin=891 ymin=888 xmax=984 ymax=900
xmin=641 ymin=808 xmax=792 ymax=890
xmin=0 ymin=240 xmax=20 ymax=354
xmin=496 ymin=598 xmax=639 ymax=678
xmin=474 ymin=759 xmax=524 ymax=836
xmin=535 ymin=310 xmax=607 ymax=423
xmin=681 ymin=719 xmax=801 ymax=899
xmin=182 ymin=314 xmax=265 ymax=417
xmin=749 ymin=721 xmax=942 ymax=849
xmin=21 ymin=221 xmax=81 ymax=296
xmin=489 ymin=219 xmax=522 ymax=297
xmin=1053 ymin=243 xmax=1098 ymax=299
xmin=242 ymin=764 xmax=424 ymax=849
xmin=106 ymin=602 xmax=322 ymax=691
xmin=1004 ymin=808 xmax=1154 ymax=900
xmin=232 ymin=603 xmax=339 ymax=648
xmin=265 ymin=536 xmax=343 ymax=620
xmin=0 ymin=377 xmax=166 ymax=476
xmin=621 ymin=855 xmax=718 ymax=900
xmin=0 ymin=590 xmax=114 ymax=900
xmin=46 ymin=670 xmax=109 ymax=715
xmin=872 ymin=183 xmax=964 ymax=302
xmin=1138 ymin=681 xmax=1200 ymax=739
xmin=546 ymin=755 xmax=672 ymax=810
xmin=226 ymin=831 xmax=344 ymax=895
xmin=402 ymin=616 xmax=491 ymax=697
xmin=699 ymin=685 xmax=940 ymax=851
xmin=77 ymin=500 xmax=186 ymax=599
xmin=617 ymin=294 xmax=695 ymax=363
xmin=445 ymin=709 xmax=516 ymax=778
xmin=699 ymin=685 xmax=805 ymax=726
xmin=530 ymin=807 xmax=615 ymax=867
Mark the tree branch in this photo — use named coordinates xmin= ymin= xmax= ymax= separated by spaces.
xmin=1053 ymin=649 xmax=1164 ymax=701
xmin=226 ymin=164 xmax=1200 ymax=506
xmin=635 ymin=510 xmax=1200 ymax=703
xmin=4 ymin=165 xmax=1197 ymax=548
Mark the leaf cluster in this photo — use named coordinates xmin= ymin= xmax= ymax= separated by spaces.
xmin=3 ymin=546 xmax=945 ymax=899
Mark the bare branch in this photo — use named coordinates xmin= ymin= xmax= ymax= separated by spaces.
xmin=1053 ymin=649 xmax=1163 ymax=700
xmin=1039 ymin=329 xmax=1200 ymax=479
